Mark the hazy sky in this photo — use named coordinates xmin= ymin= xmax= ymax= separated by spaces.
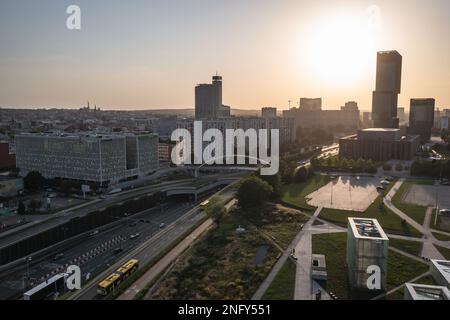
xmin=1 ymin=0 xmax=449 ymax=111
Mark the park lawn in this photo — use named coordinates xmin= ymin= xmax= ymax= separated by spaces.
xmin=386 ymin=250 xmax=428 ymax=291
xmin=391 ymin=180 xmax=429 ymax=225
xmin=386 ymin=274 xmax=437 ymax=300
xmin=414 ymin=274 xmax=437 ymax=285
xmin=435 ymin=245 xmax=450 ymax=260
xmin=435 ymin=214 xmax=450 ymax=233
xmin=281 ymin=175 xmax=332 ymax=211
xmin=312 ymin=232 xmax=428 ymax=300
xmin=147 ymin=208 xmax=280 ymax=300
xmin=389 ymin=238 xmax=423 ymax=256
xmin=247 ymin=204 xmax=310 ymax=249
xmin=262 ymin=260 xmax=296 ymax=300
xmin=319 ymin=195 xmax=422 ymax=237
xmin=432 ymin=232 xmax=450 ymax=242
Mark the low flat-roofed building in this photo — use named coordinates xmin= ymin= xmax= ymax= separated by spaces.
xmin=404 ymin=283 xmax=450 ymax=300
xmin=311 ymin=254 xmax=327 ymax=281
xmin=430 ymin=259 xmax=450 ymax=289
xmin=0 ymin=176 xmax=23 ymax=198
xmin=339 ymin=128 xmax=420 ymax=161
xmin=347 ymin=218 xmax=389 ymax=291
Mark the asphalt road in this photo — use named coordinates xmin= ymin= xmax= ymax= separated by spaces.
xmin=0 ymin=179 xmax=197 ymax=249
xmin=74 ymin=205 xmax=207 ymax=300
xmin=0 ymin=199 xmax=201 ymax=300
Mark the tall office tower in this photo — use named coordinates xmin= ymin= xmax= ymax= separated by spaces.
xmin=299 ymin=98 xmax=322 ymax=110
xmin=195 ymin=75 xmax=223 ymax=119
xmin=261 ymin=107 xmax=277 ymax=118
xmin=409 ymin=98 xmax=435 ymax=142
xmin=372 ymin=51 xmax=402 ymax=128
xmin=346 ymin=218 xmax=389 ymax=291
xmin=397 ymin=107 xmax=406 ymax=123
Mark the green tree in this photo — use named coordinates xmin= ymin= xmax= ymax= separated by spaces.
xmin=24 ymin=171 xmax=45 ymax=192
xmin=237 ymin=176 xmax=273 ymax=209
xmin=293 ymin=166 xmax=308 ymax=183
xmin=18 ymin=201 xmax=26 ymax=215
xmin=257 ymin=171 xmax=282 ymax=197
xmin=28 ymin=200 xmax=41 ymax=213
xmin=205 ymin=195 xmax=226 ymax=225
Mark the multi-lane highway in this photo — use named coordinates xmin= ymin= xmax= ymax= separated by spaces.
xmin=0 ymin=199 xmax=203 ymax=300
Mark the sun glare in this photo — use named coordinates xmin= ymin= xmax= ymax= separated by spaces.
xmin=303 ymin=10 xmax=381 ymax=85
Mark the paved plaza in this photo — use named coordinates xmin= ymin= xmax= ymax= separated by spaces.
xmin=306 ymin=176 xmax=380 ymax=212
xmin=403 ymin=184 xmax=450 ymax=209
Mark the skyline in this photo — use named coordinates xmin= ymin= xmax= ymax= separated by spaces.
xmin=1 ymin=0 xmax=449 ymax=111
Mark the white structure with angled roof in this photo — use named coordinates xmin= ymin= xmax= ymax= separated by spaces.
xmin=430 ymin=259 xmax=450 ymax=289
xmin=404 ymin=283 xmax=450 ymax=300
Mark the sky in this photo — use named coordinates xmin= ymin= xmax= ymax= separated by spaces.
xmin=0 ymin=0 xmax=449 ymax=111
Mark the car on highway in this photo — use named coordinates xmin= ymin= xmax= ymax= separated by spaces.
xmin=159 ymin=223 xmax=166 ymax=229
xmin=129 ymin=233 xmax=140 ymax=240
xmin=129 ymin=222 xmax=137 ymax=227
xmin=113 ymin=248 xmax=123 ymax=255
xmin=90 ymin=230 xmax=99 ymax=236
xmin=53 ymin=253 xmax=64 ymax=261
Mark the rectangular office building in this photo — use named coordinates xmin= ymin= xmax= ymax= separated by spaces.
xmin=339 ymin=128 xmax=420 ymax=161
xmin=15 ymin=133 xmax=158 ymax=185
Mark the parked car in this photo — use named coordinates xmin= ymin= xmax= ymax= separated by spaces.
xmin=159 ymin=223 xmax=166 ymax=229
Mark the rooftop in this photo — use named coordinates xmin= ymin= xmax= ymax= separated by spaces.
xmin=348 ymin=218 xmax=389 ymax=240
xmin=405 ymin=283 xmax=450 ymax=300
xmin=362 ymin=128 xmax=400 ymax=132
xmin=430 ymin=259 xmax=450 ymax=286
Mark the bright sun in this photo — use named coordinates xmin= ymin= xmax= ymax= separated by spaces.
xmin=304 ymin=11 xmax=381 ymax=85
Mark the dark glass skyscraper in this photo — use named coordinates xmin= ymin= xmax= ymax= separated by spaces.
xmin=372 ymin=51 xmax=402 ymax=128
xmin=195 ymin=75 xmax=223 ymax=119
xmin=409 ymin=98 xmax=435 ymax=142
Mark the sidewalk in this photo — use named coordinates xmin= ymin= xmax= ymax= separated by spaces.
xmin=117 ymin=218 xmax=214 ymax=300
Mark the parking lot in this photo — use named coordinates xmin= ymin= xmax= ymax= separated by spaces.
xmin=306 ymin=175 xmax=380 ymax=212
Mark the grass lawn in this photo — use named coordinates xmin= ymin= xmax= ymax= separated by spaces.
xmin=434 ymin=214 xmax=450 ymax=233
xmin=414 ymin=275 xmax=437 ymax=285
xmin=312 ymin=233 xmax=429 ymax=300
xmin=386 ymin=250 xmax=428 ymax=291
xmin=319 ymin=194 xmax=422 ymax=237
xmin=147 ymin=204 xmax=302 ymax=300
xmin=246 ymin=204 xmax=310 ymax=249
xmin=262 ymin=259 xmax=296 ymax=300
xmin=389 ymin=238 xmax=423 ymax=256
xmin=435 ymin=245 xmax=450 ymax=260
xmin=281 ymin=175 xmax=332 ymax=211
xmin=391 ymin=180 xmax=430 ymax=225
xmin=386 ymin=274 xmax=437 ymax=300
xmin=432 ymin=232 xmax=450 ymax=242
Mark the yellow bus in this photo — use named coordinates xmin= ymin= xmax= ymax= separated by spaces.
xmin=97 ymin=259 xmax=139 ymax=296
